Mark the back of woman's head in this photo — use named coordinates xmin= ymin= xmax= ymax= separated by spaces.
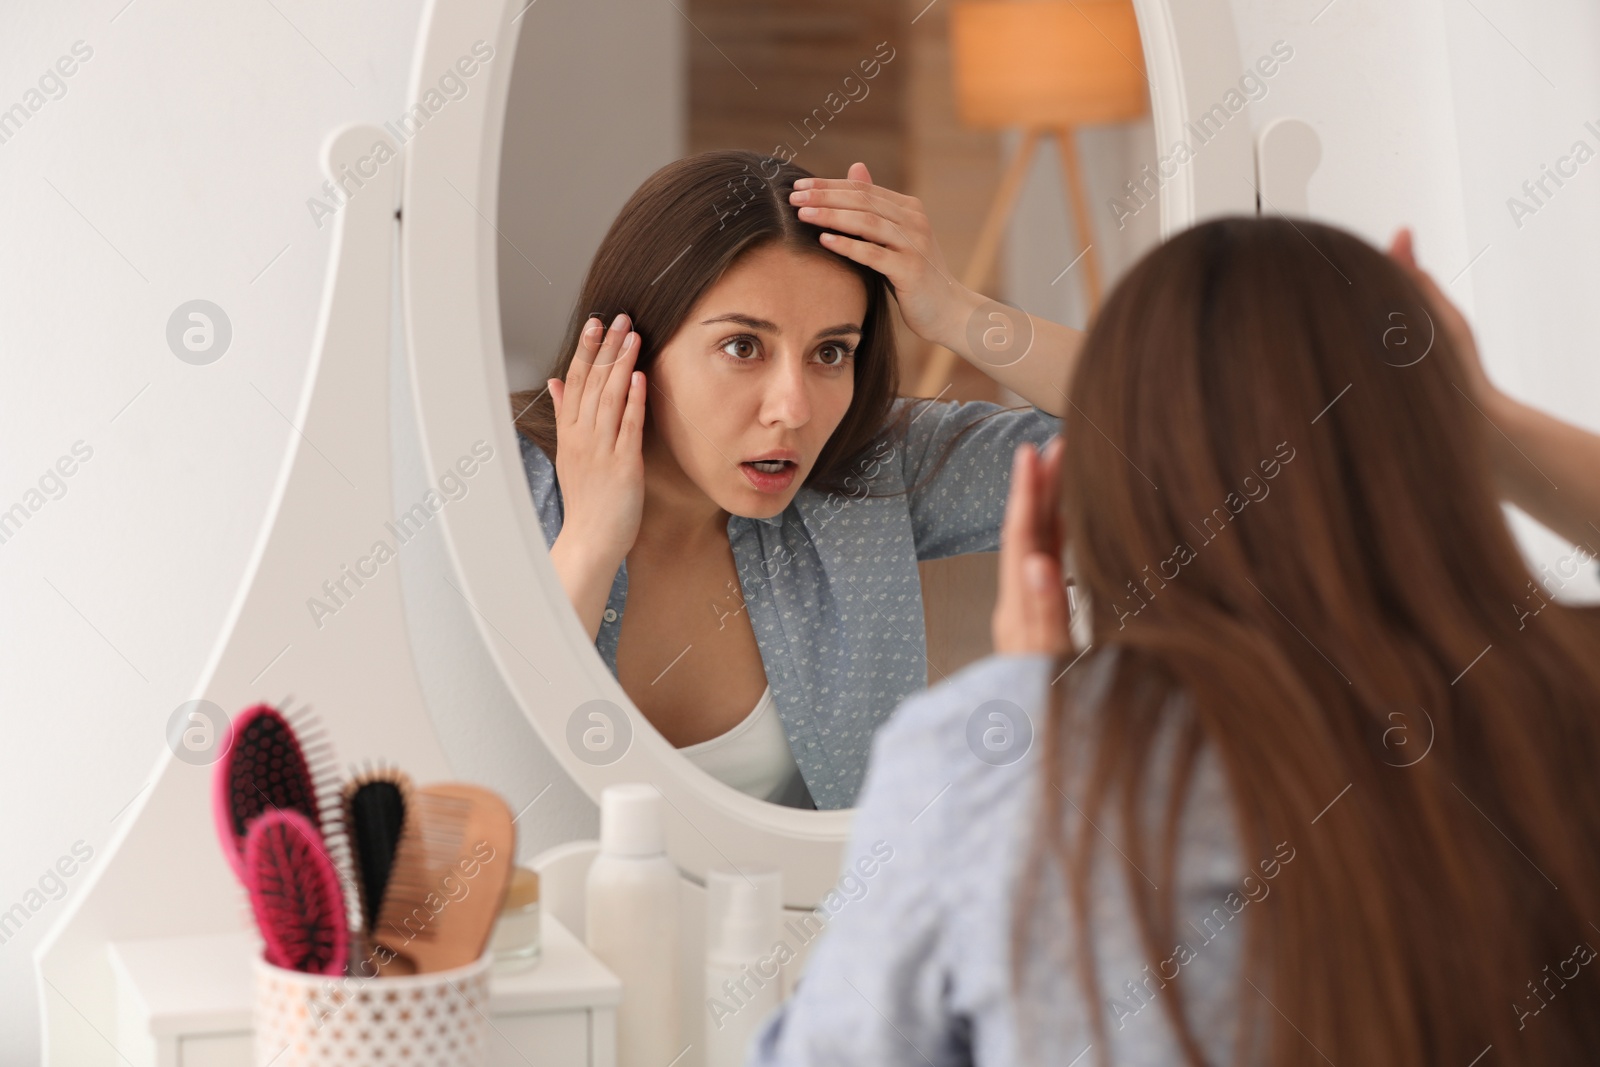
xmin=1036 ymin=215 xmax=1600 ymax=1064
xmin=511 ymin=149 xmax=900 ymax=491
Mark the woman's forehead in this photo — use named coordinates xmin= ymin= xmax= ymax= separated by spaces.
xmin=693 ymin=246 xmax=867 ymax=326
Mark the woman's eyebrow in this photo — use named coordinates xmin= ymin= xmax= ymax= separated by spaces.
xmin=700 ymin=313 xmax=862 ymax=339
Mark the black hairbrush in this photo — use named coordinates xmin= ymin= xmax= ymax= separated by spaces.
xmin=341 ymin=767 xmax=411 ymax=933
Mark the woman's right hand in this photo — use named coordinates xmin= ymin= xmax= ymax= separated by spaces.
xmin=1388 ymin=227 xmax=1600 ymax=545
xmin=1387 ymin=228 xmax=1497 ymax=405
xmin=993 ymin=437 xmax=1072 ymax=657
xmin=547 ymin=313 xmax=648 ymax=633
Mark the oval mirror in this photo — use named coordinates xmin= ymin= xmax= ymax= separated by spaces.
xmin=402 ymin=0 xmax=1254 ymax=905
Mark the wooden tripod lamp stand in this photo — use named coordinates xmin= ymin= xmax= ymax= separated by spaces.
xmin=915 ymin=0 xmax=1148 ymax=398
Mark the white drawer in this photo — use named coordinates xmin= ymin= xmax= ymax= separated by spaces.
xmin=179 ymin=1033 xmax=251 ymax=1067
xmin=485 ymin=1010 xmax=591 ymax=1067
xmin=117 ymin=916 xmax=620 ymax=1067
xmin=174 ymin=1011 xmax=597 ymax=1067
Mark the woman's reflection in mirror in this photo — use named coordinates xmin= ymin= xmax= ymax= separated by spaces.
xmin=510 ymin=150 xmax=1084 ymax=810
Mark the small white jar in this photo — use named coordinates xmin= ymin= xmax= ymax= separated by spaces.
xmin=490 ymin=865 xmax=542 ymax=971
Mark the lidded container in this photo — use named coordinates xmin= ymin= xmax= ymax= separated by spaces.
xmin=704 ymin=867 xmax=784 ymax=1067
xmin=586 ymin=783 xmax=682 ymax=1067
xmin=491 ymin=865 xmax=542 ymax=971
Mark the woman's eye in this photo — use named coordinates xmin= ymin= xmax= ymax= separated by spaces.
xmin=718 ymin=335 xmax=853 ymax=366
xmin=816 ymin=343 xmax=855 ymax=367
xmin=720 ymin=335 xmax=760 ymax=361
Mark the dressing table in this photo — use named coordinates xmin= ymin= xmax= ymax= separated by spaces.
xmin=36 ymin=0 xmax=1284 ymax=1062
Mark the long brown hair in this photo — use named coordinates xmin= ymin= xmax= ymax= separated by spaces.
xmin=1020 ymin=215 xmax=1600 ymax=1064
xmin=512 ymin=149 xmax=949 ymax=496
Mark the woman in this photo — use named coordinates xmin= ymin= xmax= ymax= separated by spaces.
xmin=512 ymin=151 xmax=1078 ymax=809
xmin=752 ymin=216 xmax=1600 ymax=1064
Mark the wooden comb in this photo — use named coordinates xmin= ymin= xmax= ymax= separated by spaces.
xmin=371 ymin=783 xmax=515 ymax=974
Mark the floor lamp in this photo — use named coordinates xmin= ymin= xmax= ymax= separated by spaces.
xmin=914 ymin=0 xmax=1149 ymax=398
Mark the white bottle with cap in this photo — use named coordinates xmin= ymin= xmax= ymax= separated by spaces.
xmin=704 ymin=868 xmax=783 ymax=1067
xmin=586 ymin=783 xmax=682 ymax=1067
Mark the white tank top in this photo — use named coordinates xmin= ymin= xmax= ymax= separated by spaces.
xmin=679 ymin=687 xmax=810 ymax=807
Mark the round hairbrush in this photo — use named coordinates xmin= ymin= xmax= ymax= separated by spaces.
xmin=211 ymin=702 xmax=333 ymax=882
xmin=243 ymin=808 xmax=349 ymax=975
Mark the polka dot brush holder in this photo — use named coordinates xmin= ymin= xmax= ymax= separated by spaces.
xmin=253 ymin=949 xmax=493 ymax=1067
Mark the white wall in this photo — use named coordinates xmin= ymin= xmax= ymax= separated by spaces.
xmin=1013 ymin=0 xmax=1600 ymax=599
xmin=1231 ymin=0 xmax=1600 ymax=597
xmin=0 ymin=1 xmax=669 ymax=1061
xmin=0 ymin=4 xmax=420 ymax=1062
xmin=1440 ymin=0 xmax=1600 ymax=590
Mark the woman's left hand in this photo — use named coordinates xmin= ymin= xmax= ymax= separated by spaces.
xmin=993 ymin=437 xmax=1074 ymax=657
xmin=789 ymin=162 xmax=976 ymax=348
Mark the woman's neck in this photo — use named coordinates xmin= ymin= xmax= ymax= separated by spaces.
xmin=635 ymin=433 xmax=729 ymax=554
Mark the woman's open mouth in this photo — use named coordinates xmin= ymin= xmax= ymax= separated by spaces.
xmin=739 ymin=457 xmax=799 ymax=493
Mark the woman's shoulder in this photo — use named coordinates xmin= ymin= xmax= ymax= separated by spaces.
xmin=879 ymin=394 xmax=1061 ymax=445
xmin=867 ymin=650 xmax=1112 ymax=782
xmin=516 ymin=425 xmax=551 ymax=470
xmin=876 ymin=651 xmax=1055 ymax=748
xmin=794 ymin=396 xmax=1042 ymax=505
xmin=858 ymin=653 xmax=1068 ymax=829
xmin=862 ymin=646 xmax=1232 ymax=863
xmin=517 ymin=427 xmax=563 ymax=497
xmin=867 ymin=649 xmax=1243 ymax=1035
xmin=872 ymin=394 xmax=1063 ymax=502
xmin=514 ymin=427 xmax=566 ymax=542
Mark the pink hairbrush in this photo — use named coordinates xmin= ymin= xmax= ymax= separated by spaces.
xmin=244 ymin=808 xmax=349 ymax=975
xmin=212 ymin=702 xmax=337 ymax=883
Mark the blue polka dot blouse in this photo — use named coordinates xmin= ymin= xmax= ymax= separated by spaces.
xmin=517 ymin=396 xmax=1063 ymax=809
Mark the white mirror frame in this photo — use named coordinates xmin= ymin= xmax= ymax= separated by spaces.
xmin=401 ymin=0 xmax=1255 ymax=907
